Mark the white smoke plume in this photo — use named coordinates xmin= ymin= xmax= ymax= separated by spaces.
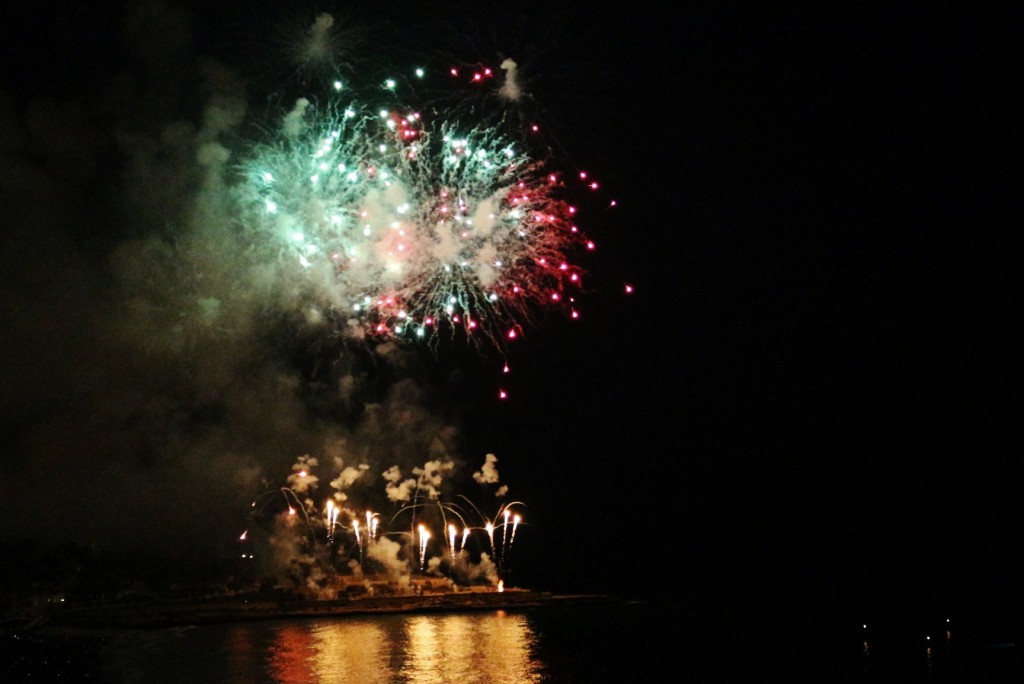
xmin=466 ymin=552 xmax=500 ymax=585
xmin=473 ymin=452 xmax=501 ymax=484
xmin=366 ymin=536 xmax=411 ymax=582
xmin=330 ymin=464 xmax=369 ymax=501
xmin=411 ymin=459 xmax=456 ymax=500
xmin=287 ymin=454 xmax=319 ymax=493
xmin=0 ymin=4 xmax=466 ymax=566
xmin=499 ymin=58 xmax=522 ymax=101
xmin=382 ymin=465 xmax=418 ymax=503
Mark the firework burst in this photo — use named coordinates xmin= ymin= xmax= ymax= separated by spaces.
xmin=236 ymin=61 xmax=596 ymax=355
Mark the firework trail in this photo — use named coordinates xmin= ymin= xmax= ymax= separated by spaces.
xmin=448 ymin=523 xmax=458 ymax=561
xmin=241 ymin=451 xmax=522 ymax=590
xmin=417 ymin=523 xmax=431 ymax=571
xmin=485 ymin=522 xmax=497 ymax=559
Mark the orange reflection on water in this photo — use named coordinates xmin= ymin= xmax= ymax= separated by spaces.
xmin=308 ymin=618 xmax=388 ymax=682
xmin=257 ymin=611 xmax=541 ymax=683
xmin=225 ymin=624 xmax=260 ymax=682
xmin=401 ymin=610 xmax=541 ymax=683
xmin=268 ymin=624 xmax=316 ymax=683
xmin=251 ymin=610 xmax=540 ymax=679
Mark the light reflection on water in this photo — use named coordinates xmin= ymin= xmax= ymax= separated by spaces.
xmin=98 ymin=602 xmax=1022 ymax=682
xmin=397 ymin=611 xmax=539 ymax=684
xmin=104 ymin=610 xmax=542 ymax=684
xmin=302 ymin=617 xmax=388 ymax=682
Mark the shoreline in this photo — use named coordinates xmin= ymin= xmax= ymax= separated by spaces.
xmin=30 ymin=589 xmax=623 ymax=634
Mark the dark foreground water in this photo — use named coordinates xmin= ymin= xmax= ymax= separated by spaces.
xmin=6 ymin=600 xmax=1023 ymax=682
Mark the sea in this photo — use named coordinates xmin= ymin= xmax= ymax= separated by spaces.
xmin=6 ymin=598 xmax=1022 ymax=682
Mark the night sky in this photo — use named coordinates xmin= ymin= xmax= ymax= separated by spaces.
xmin=1 ymin=2 xmax=1019 ymax=623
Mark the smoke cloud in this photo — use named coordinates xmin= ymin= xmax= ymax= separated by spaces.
xmin=0 ymin=3 xmax=520 ymax=579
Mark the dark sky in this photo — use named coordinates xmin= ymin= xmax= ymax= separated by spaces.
xmin=1 ymin=2 xmax=1019 ymax=619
